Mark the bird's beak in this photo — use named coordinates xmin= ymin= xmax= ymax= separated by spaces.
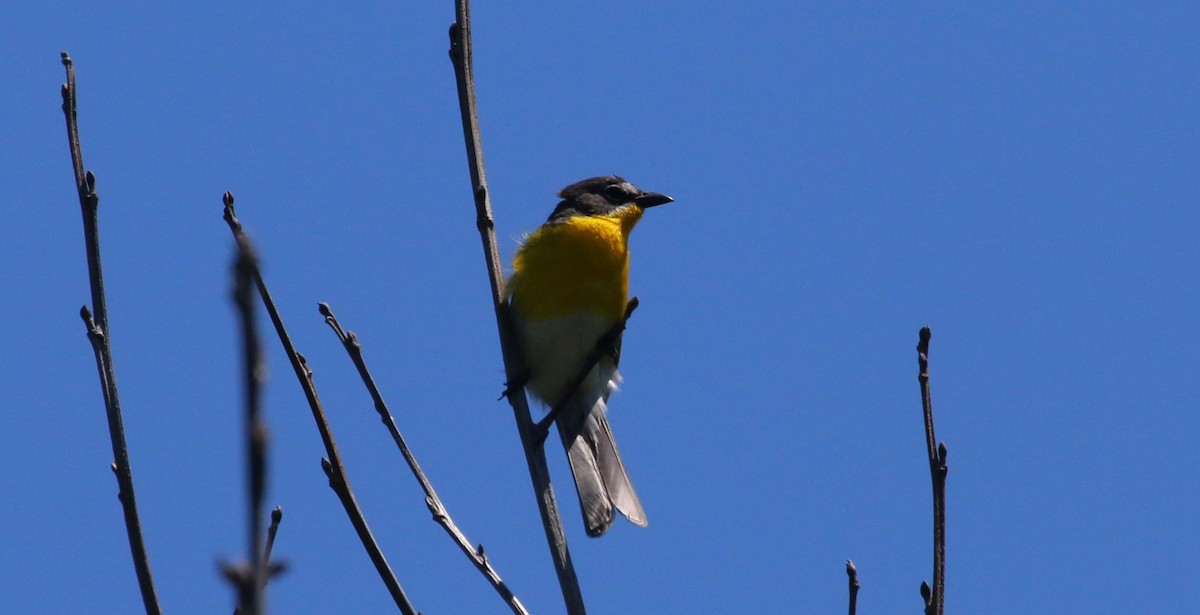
xmin=634 ymin=191 xmax=673 ymax=208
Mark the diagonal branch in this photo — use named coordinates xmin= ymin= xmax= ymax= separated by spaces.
xmin=916 ymin=326 xmax=947 ymax=615
xmin=320 ymin=302 xmax=530 ymax=615
xmin=62 ymin=51 xmax=162 ymax=615
xmin=448 ymin=2 xmax=585 ymax=613
xmin=261 ymin=505 xmax=284 ymax=585
xmin=221 ymin=194 xmax=417 ymax=615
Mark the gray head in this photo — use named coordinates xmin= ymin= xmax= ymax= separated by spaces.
xmin=547 ymin=176 xmax=673 ymax=223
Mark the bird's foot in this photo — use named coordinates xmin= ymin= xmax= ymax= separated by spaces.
xmin=531 ymin=414 xmax=554 ymax=447
xmin=499 ymin=370 xmax=530 ymax=401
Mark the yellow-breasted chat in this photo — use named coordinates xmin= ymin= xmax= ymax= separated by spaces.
xmin=506 ymin=176 xmax=673 ymax=537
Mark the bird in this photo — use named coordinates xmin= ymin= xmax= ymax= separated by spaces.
xmin=506 ymin=175 xmax=673 ymax=537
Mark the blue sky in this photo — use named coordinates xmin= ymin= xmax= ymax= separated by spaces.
xmin=4 ymin=2 xmax=1197 ymax=613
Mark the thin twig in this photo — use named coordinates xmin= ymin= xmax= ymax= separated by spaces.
xmin=226 ymin=513 xmax=287 ymax=614
xmin=61 ymin=51 xmax=162 ymax=615
xmin=320 ymin=303 xmax=530 ymax=615
xmin=845 ymin=560 xmax=860 ymax=615
xmin=917 ymin=326 xmax=947 ymax=615
xmin=448 ymin=3 xmax=585 ymax=613
xmin=221 ymin=194 xmax=417 ymax=615
xmin=261 ymin=506 xmax=284 ymax=588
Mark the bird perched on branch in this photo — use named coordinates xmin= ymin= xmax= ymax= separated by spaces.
xmin=507 ymin=176 xmax=673 ymax=537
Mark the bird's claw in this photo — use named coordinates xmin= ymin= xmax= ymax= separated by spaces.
xmin=499 ymin=371 xmax=530 ymax=401
xmin=531 ymin=416 xmax=553 ymax=447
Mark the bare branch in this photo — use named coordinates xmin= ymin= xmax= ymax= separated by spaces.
xmin=221 ymin=194 xmax=417 ymax=615
xmin=447 ymin=2 xmax=585 ymax=612
xmin=320 ymin=302 xmax=530 ymax=615
xmin=262 ymin=506 xmax=284 ymax=581
xmin=917 ymin=326 xmax=947 ymax=615
xmin=62 ymin=51 xmax=162 ymax=615
xmin=221 ymin=238 xmax=271 ymax=615
xmin=845 ymin=560 xmax=860 ymax=615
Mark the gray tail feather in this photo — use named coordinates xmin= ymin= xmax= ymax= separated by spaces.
xmin=559 ymin=392 xmax=647 ymax=537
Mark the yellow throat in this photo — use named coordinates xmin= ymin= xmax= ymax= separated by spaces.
xmin=509 ymin=205 xmax=644 ymax=322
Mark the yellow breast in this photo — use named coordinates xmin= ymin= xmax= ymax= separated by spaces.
xmin=509 ymin=206 xmax=643 ymax=322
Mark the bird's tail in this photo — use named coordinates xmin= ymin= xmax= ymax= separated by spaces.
xmin=558 ymin=380 xmax=647 ymax=537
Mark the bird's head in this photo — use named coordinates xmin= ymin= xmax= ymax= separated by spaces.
xmin=547 ymin=176 xmax=673 ymax=223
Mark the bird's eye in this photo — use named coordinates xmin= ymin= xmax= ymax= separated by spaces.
xmin=603 ymin=185 xmax=627 ymax=201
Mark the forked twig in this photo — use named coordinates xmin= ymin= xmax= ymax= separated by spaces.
xmin=61 ymin=51 xmax=162 ymax=615
xmin=917 ymin=327 xmax=947 ymax=615
xmin=320 ymin=303 xmax=530 ymax=615
xmin=221 ymin=194 xmax=416 ymax=615
xmin=448 ymin=2 xmax=585 ymax=613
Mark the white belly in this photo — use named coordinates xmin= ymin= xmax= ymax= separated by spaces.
xmin=514 ymin=311 xmax=621 ymax=409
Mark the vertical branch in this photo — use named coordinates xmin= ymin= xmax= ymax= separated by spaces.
xmin=447 ymin=3 xmax=585 ymax=613
xmin=845 ymin=560 xmax=860 ymax=615
xmin=61 ymin=52 xmax=162 ymax=615
xmin=916 ymin=327 xmax=947 ymax=615
xmin=221 ymin=195 xmax=417 ymax=615
xmin=233 ymin=239 xmax=268 ymax=614
xmin=222 ymin=242 xmax=287 ymax=614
